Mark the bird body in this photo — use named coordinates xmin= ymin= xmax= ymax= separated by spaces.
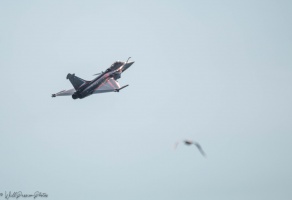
xmin=174 ymin=139 xmax=206 ymax=157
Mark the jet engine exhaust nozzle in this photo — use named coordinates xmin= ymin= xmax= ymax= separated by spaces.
xmin=72 ymin=93 xmax=78 ymax=99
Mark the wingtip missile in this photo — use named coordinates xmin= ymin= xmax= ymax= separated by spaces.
xmin=115 ymin=84 xmax=129 ymax=92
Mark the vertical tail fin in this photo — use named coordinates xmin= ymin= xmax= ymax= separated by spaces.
xmin=66 ymin=73 xmax=88 ymax=90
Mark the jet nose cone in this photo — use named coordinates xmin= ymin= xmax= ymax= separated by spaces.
xmin=127 ymin=61 xmax=135 ymax=66
xmin=122 ymin=61 xmax=134 ymax=72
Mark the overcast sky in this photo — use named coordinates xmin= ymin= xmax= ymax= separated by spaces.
xmin=0 ymin=0 xmax=292 ymax=199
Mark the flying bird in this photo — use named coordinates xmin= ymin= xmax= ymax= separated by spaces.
xmin=174 ymin=140 xmax=206 ymax=157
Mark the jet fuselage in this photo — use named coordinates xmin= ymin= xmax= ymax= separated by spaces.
xmin=72 ymin=71 xmax=114 ymax=99
xmin=70 ymin=61 xmax=133 ymax=99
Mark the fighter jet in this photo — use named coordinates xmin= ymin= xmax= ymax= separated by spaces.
xmin=174 ymin=140 xmax=206 ymax=157
xmin=52 ymin=57 xmax=134 ymax=99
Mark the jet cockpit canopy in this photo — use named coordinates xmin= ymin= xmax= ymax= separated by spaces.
xmin=107 ymin=61 xmax=124 ymax=72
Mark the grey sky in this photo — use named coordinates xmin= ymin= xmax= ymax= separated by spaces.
xmin=0 ymin=0 xmax=292 ymax=199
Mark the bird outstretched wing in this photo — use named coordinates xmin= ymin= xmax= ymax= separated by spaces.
xmin=174 ymin=139 xmax=206 ymax=157
xmin=194 ymin=142 xmax=206 ymax=157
